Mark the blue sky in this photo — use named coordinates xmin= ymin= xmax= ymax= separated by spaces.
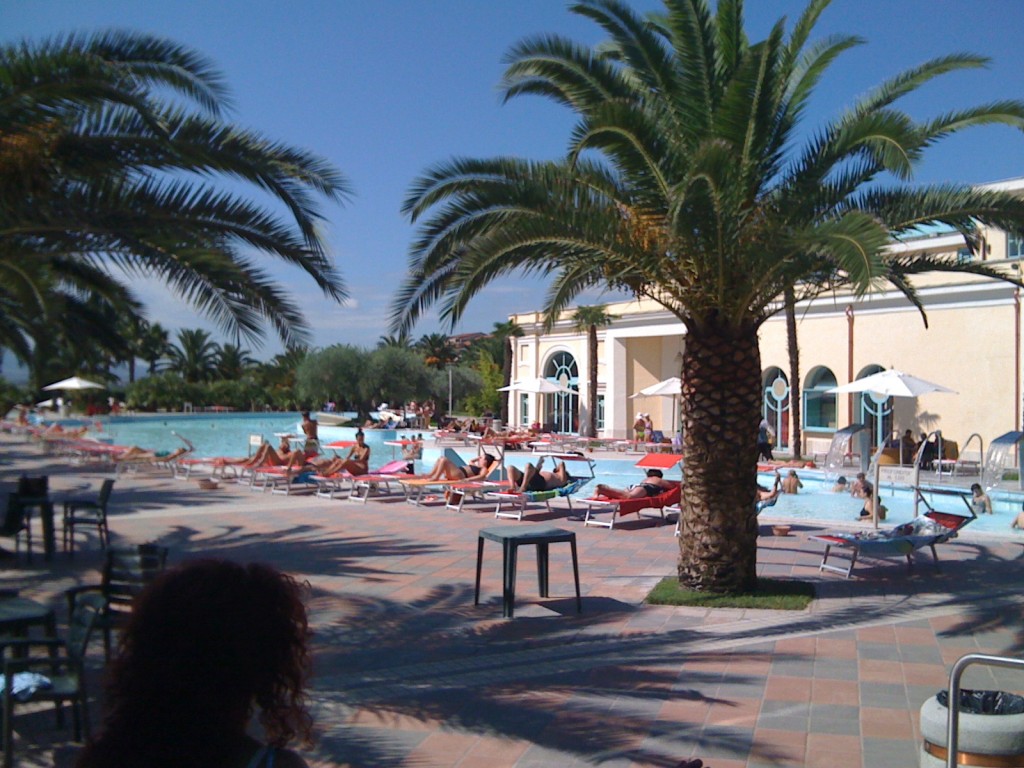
xmin=5 ymin=0 xmax=1024 ymax=361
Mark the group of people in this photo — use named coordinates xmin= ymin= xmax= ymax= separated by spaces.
xmin=632 ymin=413 xmax=655 ymax=443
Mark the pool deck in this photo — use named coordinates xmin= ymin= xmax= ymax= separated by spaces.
xmin=2 ymin=434 xmax=1022 ymax=768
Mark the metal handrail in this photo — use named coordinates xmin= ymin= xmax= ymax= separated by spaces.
xmin=946 ymin=652 xmax=1024 ymax=767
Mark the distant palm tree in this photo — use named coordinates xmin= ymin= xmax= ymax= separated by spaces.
xmin=491 ymin=320 xmax=524 ymax=424
xmin=416 ymin=333 xmax=458 ymax=370
xmin=139 ymin=323 xmax=171 ymax=377
xmin=393 ymin=0 xmax=1024 ymax=592
xmin=215 ymin=343 xmax=257 ymax=380
xmin=0 ymin=30 xmax=351 ymax=349
xmin=377 ymin=333 xmax=411 ymax=349
xmin=167 ymin=329 xmax=219 ymax=383
xmin=571 ymin=306 xmax=617 ymax=438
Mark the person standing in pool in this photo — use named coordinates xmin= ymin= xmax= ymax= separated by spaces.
xmin=970 ymin=483 xmax=993 ymax=515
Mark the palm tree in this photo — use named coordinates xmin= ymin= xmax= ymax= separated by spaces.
xmin=491 ymin=320 xmax=524 ymax=424
xmin=571 ymin=306 xmax=617 ymax=438
xmin=783 ymin=287 xmax=802 ymax=459
xmin=215 ymin=343 xmax=257 ymax=380
xmin=392 ymin=0 xmax=1024 ymax=593
xmin=416 ymin=333 xmax=458 ymax=370
xmin=0 ymin=31 xmax=351 ymax=349
xmin=377 ymin=333 xmax=411 ymax=349
xmin=166 ymin=329 xmax=219 ymax=383
xmin=139 ymin=322 xmax=171 ymax=377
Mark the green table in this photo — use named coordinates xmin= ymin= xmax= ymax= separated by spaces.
xmin=475 ymin=525 xmax=581 ymax=618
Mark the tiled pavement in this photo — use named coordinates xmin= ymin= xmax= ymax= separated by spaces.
xmin=1 ymin=437 xmax=1022 ymax=767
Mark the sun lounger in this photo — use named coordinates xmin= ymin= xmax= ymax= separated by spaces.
xmin=489 ymin=478 xmax=591 ymax=521
xmin=810 ymin=505 xmax=975 ymax=578
xmin=114 ymin=446 xmax=192 ymax=476
xmin=346 ymin=460 xmax=414 ymax=503
xmin=579 ymin=452 xmax=683 ymax=529
xmin=582 ymin=482 xmax=682 ymax=529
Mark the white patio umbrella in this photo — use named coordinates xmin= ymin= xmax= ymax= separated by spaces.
xmin=629 ymin=376 xmax=682 ymax=397
xmin=826 ymin=369 xmax=957 ymax=398
xmin=497 ymin=377 xmax=573 ymax=394
xmin=42 ymin=376 xmax=104 ymax=391
xmin=35 ymin=399 xmax=55 ymax=409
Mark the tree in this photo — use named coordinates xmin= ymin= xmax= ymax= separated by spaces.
xmin=392 ymin=0 xmax=1024 ymax=592
xmin=415 ymin=333 xmax=458 ymax=370
xmin=295 ymin=345 xmax=369 ymax=416
xmin=0 ymin=30 xmax=351 ymax=350
xmin=571 ymin=306 xmax=617 ymax=438
xmin=166 ymin=329 xmax=219 ymax=383
xmin=783 ymin=287 xmax=802 ymax=458
xmin=139 ymin=323 xmax=172 ymax=377
xmin=491 ymin=320 xmax=523 ymax=425
xmin=215 ymin=343 xmax=257 ymax=380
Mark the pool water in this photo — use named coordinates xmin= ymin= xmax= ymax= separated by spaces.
xmin=753 ymin=472 xmax=1015 ymax=536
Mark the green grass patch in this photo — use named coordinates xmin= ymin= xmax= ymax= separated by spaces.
xmin=646 ymin=577 xmax=815 ymax=610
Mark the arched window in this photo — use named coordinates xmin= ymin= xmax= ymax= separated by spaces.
xmin=543 ymin=352 xmax=579 ymax=433
xmin=855 ymin=364 xmax=892 ymax=447
xmin=803 ymin=367 xmax=837 ymax=431
xmin=761 ymin=367 xmax=789 ymax=451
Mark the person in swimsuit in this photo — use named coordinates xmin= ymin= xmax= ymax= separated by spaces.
xmin=423 ymin=452 xmax=495 ymax=481
xmin=318 ymin=431 xmax=370 ymax=476
xmin=75 ymin=559 xmax=312 ymax=768
xmin=594 ymin=468 xmax=674 ymax=499
xmin=970 ymin=483 xmax=993 ymax=515
xmin=300 ymin=411 xmax=319 ymax=453
xmin=508 ymin=457 xmax=571 ymax=492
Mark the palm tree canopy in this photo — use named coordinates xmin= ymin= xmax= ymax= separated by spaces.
xmin=392 ymin=0 xmax=1024 ymax=338
xmin=391 ymin=0 xmax=1024 ymax=593
xmin=1 ymin=30 xmax=352 ymax=349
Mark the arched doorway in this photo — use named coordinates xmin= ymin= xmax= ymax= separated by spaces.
xmin=803 ymin=366 xmax=838 ymax=432
xmin=543 ymin=351 xmax=579 ymax=433
xmin=762 ymin=367 xmax=790 ymax=451
xmin=855 ymin=364 xmax=892 ymax=447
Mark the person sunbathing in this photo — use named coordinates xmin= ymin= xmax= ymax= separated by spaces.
xmin=594 ymin=468 xmax=674 ymax=499
xmin=508 ymin=458 xmax=570 ymax=492
xmin=116 ymin=446 xmax=188 ymax=463
xmin=317 ymin=431 xmax=370 ymax=476
xmin=423 ymin=452 xmax=495 ymax=481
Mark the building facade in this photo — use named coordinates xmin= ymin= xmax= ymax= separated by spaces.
xmin=506 ymin=179 xmax=1024 ymax=462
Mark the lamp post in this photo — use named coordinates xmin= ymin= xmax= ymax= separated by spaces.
xmin=447 ymin=364 xmax=453 ymax=416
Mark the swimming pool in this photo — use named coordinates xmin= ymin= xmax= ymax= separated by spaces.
xmin=752 ymin=471 xmax=1016 ymax=536
xmin=85 ymin=414 xmax=1020 ymax=537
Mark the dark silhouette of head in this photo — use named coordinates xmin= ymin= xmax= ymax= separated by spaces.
xmin=77 ymin=559 xmax=312 ymax=768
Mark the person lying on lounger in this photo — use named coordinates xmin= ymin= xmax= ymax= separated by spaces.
xmin=423 ymin=452 xmax=495 ymax=481
xmin=508 ymin=457 xmax=570 ymax=492
xmin=594 ymin=468 xmax=674 ymax=499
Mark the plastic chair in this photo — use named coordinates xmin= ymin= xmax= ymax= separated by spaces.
xmin=62 ymin=479 xmax=114 ymax=555
xmin=0 ymin=494 xmax=31 ymax=562
xmin=64 ymin=544 xmax=169 ymax=661
xmin=1 ymin=592 xmax=103 ymax=768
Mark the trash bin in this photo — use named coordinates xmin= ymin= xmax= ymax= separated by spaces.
xmin=920 ymin=689 xmax=1024 ymax=766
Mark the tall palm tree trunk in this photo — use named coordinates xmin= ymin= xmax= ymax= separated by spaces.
xmin=586 ymin=324 xmax=598 ymax=437
xmin=501 ymin=341 xmax=513 ymax=425
xmin=784 ymin=287 xmax=802 ymax=459
xmin=677 ymin=316 xmax=761 ymax=593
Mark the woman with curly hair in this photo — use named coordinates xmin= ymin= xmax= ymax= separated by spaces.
xmin=76 ymin=559 xmax=313 ymax=768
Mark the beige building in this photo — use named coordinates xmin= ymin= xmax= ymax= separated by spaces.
xmin=507 ymin=178 xmax=1024 ymax=463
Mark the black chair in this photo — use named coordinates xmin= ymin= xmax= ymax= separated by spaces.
xmin=0 ymin=494 xmax=31 ymax=562
xmin=1 ymin=592 xmax=103 ymax=768
xmin=62 ymin=479 xmax=114 ymax=555
xmin=65 ymin=544 xmax=169 ymax=661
